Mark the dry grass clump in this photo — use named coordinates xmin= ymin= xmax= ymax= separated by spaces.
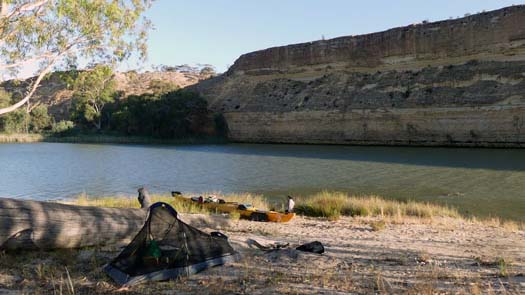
xmin=0 ymin=133 xmax=44 ymax=143
xmin=470 ymin=216 xmax=525 ymax=232
xmin=369 ymin=220 xmax=386 ymax=231
xmin=295 ymin=191 xmax=460 ymax=220
xmin=474 ymin=256 xmax=513 ymax=277
xmin=228 ymin=211 xmax=241 ymax=220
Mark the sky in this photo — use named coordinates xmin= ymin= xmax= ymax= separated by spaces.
xmin=129 ymin=0 xmax=524 ymax=73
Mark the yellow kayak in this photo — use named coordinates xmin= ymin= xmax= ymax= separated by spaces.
xmin=172 ymin=194 xmax=295 ymax=223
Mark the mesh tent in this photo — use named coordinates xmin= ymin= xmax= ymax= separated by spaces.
xmin=104 ymin=202 xmax=238 ymax=286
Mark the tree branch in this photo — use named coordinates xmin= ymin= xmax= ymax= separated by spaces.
xmin=0 ymin=42 xmax=79 ymax=115
xmin=4 ymin=0 xmax=49 ymax=19
xmin=0 ymin=0 xmax=7 ymax=17
xmin=0 ymin=52 xmax=54 ymax=70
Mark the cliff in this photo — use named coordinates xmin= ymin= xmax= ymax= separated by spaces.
xmin=194 ymin=5 xmax=525 ymax=147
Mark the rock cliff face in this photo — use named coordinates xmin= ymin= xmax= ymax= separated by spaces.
xmin=195 ymin=5 xmax=525 ymax=146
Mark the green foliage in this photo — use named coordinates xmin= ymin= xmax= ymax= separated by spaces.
xmin=51 ymin=120 xmax=76 ymax=135
xmin=0 ymin=89 xmax=53 ymax=133
xmin=57 ymin=70 xmax=80 ymax=90
xmin=30 ymin=105 xmax=51 ymax=132
xmin=0 ymin=85 xmax=25 ymax=133
xmin=70 ymin=65 xmax=116 ymax=130
xmin=0 ymin=0 xmax=152 ymax=114
xmin=1 ymin=109 xmax=29 ymax=133
xmin=0 ymin=88 xmax=11 ymax=108
xmin=110 ymin=90 xmax=209 ymax=139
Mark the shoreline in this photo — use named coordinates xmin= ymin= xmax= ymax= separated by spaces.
xmin=0 ymin=133 xmax=227 ymax=145
xmin=2 ymin=133 xmax=525 ymax=149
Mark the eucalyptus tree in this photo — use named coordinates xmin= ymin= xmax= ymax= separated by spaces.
xmin=0 ymin=0 xmax=152 ymax=115
xmin=70 ymin=64 xmax=115 ymax=130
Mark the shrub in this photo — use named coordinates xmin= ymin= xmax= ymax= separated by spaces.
xmin=30 ymin=105 xmax=52 ymax=132
xmin=52 ymin=120 xmax=76 ymax=135
xmin=1 ymin=109 xmax=30 ymax=133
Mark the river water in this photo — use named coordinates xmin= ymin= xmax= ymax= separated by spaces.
xmin=0 ymin=143 xmax=524 ymax=220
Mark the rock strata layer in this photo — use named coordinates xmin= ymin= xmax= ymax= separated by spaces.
xmin=194 ymin=5 xmax=525 ymax=147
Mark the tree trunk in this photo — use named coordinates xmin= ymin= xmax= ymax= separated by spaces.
xmin=0 ymin=198 xmax=147 ymax=251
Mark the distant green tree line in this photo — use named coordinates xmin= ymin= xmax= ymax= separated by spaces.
xmin=0 ymin=66 xmax=222 ymax=140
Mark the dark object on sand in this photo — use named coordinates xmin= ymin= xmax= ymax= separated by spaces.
xmin=246 ymin=239 xmax=289 ymax=251
xmin=296 ymin=241 xmax=324 ymax=254
xmin=0 ymin=198 xmax=146 ymax=251
xmin=104 ymin=202 xmax=238 ymax=286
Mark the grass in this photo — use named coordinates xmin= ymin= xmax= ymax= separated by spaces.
xmin=70 ymin=190 xmax=525 ymax=230
xmin=72 ymin=193 xmax=209 ymax=214
xmin=0 ymin=133 xmax=44 ymax=143
xmin=0 ymin=132 xmax=227 ymax=145
xmin=369 ymin=220 xmax=386 ymax=231
xmin=71 ymin=191 xmax=270 ymax=214
xmin=294 ymin=191 xmax=461 ymax=220
xmin=498 ymin=257 xmax=511 ymax=277
xmin=469 ymin=216 xmax=525 ymax=232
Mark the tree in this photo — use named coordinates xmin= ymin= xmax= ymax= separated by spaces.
xmin=0 ymin=0 xmax=152 ymax=115
xmin=29 ymin=104 xmax=50 ymax=132
xmin=199 ymin=65 xmax=216 ymax=77
xmin=0 ymin=87 xmax=10 ymax=108
xmin=70 ymin=64 xmax=115 ymax=130
xmin=1 ymin=108 xmax=29 ymax=133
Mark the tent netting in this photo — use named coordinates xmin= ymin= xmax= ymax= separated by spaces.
xmin=105 ymin=202 xmax=237 ymax=286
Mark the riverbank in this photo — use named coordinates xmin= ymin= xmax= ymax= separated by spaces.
xmin=0 ymin=133 xmax=227 ymax=145
xmin=1 ymin=194 xmax=524 ymax=294
xmin=70 ymin=192 xmax=525 ymax=230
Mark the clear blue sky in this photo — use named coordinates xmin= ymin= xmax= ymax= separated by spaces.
xmin=134 ymin=1 xmax=523 ymax=72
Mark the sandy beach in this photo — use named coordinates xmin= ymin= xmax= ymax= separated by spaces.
xmin=1 ymin=213 xmax=524 ymax=294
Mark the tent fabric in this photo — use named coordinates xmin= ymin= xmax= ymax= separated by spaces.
xmin=104 ymin=202 xmax=238 ymax=286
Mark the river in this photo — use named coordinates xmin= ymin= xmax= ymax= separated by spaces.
xmin=0 ymin=143 xmax=524 ymax=220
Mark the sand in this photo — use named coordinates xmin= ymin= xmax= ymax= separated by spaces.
xmin=178 ymin=214 xmax=525 ymax=294
xmin=1 ymin=214 xmax=524 ymax=294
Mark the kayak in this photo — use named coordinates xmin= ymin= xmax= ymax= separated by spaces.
xmin=172 ymin=194 xmax=295 ymax=223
